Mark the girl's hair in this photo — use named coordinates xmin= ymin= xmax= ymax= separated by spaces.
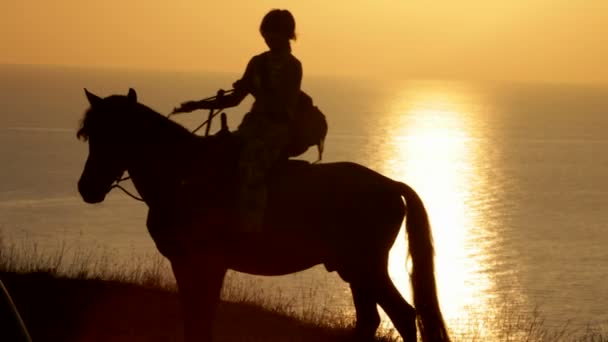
xmin=260 ymin=9 xmax=296 ymax=40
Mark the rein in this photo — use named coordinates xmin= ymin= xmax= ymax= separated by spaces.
xmin=111 ymin=176 xmax=145 ymax=202
xmin=109 ymin=89 xmax=231 ymax=202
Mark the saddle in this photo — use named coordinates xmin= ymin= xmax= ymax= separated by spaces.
xmin=175 ymin=115 xmax=321 ymax=233
xmin=188 ymin=121 xmax=314 ymax=193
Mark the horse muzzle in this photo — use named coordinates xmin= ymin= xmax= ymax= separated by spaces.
xmin=78 ymin=178 xmax=109 ymax=204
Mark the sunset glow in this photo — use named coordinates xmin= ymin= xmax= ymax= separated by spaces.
xmin=2 ymin=1 xmax=607 ymax=84
xmin=381 ymin=83 xmax=511 ymax=338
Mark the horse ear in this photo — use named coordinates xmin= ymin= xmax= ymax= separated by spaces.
xmin=127 ymin=88 xmax=137 ymax=102
xmin=84 ymin=88 xmax=102 ymax=107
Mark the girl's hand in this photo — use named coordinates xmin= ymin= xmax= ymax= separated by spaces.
xmin=172 ymin=101 xmax=199 ymax=114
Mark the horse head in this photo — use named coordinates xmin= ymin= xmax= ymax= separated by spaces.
xmin=77 ymin=88 xmax=139 ymax=203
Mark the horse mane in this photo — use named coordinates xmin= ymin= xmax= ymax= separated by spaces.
xmin=77 ymin=94 xmax=194 ymax=143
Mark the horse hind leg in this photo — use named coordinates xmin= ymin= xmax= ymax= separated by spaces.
xmin=350 ymin=282 xmax=381 ymax=341
xmin=375 ymin=271 xmax=417 ymax=342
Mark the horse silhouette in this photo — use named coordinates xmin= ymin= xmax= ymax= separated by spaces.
xmin=76 ymin=88 xmax=450 ymax=342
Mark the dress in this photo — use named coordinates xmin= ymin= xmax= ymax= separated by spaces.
xmin=235 ymin=50 xmax=302 ymax=232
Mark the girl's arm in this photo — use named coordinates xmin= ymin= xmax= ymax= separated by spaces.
xmin=174 ymin=57 xmax=256 ymax=113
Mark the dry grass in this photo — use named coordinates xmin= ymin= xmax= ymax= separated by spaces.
xmin=0 ymin=233 xmax=398 ymax=342
xmin=1 ymin=233 xmax=606 ymax=341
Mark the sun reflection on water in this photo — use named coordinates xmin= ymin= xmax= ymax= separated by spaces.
xmin=377 ymin=82 xmax=501 ymax=339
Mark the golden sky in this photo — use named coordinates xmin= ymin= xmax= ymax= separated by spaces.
xmin=2 ymin=1 xmax=607 ymax=84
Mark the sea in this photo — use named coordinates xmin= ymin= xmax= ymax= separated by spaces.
xmin=1 ymin=64 xmax=607 ymax=340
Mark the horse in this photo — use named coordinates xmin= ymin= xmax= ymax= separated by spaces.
xmin=76 ymin=88 xmax=450 ymax=342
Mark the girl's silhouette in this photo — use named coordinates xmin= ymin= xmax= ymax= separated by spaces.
xmin=175 ymin=9 xmax=302 ymax=232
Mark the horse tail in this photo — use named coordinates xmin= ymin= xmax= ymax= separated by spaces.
xmin=399 ymin=182 xmax=451 ymax=342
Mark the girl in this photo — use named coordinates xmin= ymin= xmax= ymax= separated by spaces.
xmin=176 ymin=9 xmax=302 ymax=232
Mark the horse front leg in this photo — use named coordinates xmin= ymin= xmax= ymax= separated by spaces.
xmin=171 ymin=256 xmax=227 ymax=342
xmin=350 ymin=282 xmax=381 ymax=341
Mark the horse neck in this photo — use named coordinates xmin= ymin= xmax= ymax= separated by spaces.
xmin=124 ymin=110 xmax=197 ymax=205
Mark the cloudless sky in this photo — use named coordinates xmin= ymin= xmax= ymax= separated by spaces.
xmin=2 ymin=1 xmax=607 ymax=84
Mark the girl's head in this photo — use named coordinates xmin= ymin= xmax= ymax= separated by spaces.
xmin=260 ymin=9 xmax=296 ymax=50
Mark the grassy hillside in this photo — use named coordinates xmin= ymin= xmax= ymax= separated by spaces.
xmin=2 ymin=271 xmax=398 ymax=342
xmin=0 ymin=235 xmax=397 ymax=342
